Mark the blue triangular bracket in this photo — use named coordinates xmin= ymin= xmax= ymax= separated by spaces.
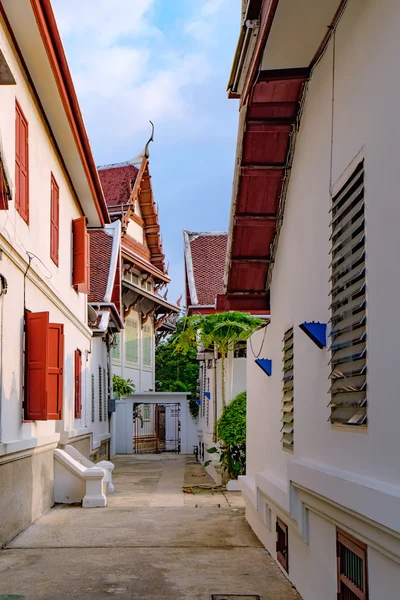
xmin=204 ymin=392 xmax=211 ymax=399
xmin=255 ymin=358 xmax=272 ymax=376
xmin=299 ymin=322 xmax=327 ymax=349
xmin=196 ymin=398 xmax=201 ymax=405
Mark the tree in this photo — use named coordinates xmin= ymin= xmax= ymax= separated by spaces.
xmin=174 ymin=311 xmax=264 ymax=410
xmin=155 ymin=320 xmax=200 ymax=419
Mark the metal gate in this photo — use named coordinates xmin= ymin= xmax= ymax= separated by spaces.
xmin=133 ymin=403 xmax=180 ymax=454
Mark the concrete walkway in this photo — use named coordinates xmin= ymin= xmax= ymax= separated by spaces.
xmin=0 ymin=455 xmax=300 ymax=600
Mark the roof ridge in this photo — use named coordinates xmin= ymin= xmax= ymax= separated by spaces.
xmin=97 ymin=161 xmax=140 ymax=171
xmin=184 ymin=230 xmax=227 ymax=238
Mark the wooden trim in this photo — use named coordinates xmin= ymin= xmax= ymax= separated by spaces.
xmin=130 ymin=212 xmax=144 ymax=227
xmin=337 ymin=527 xmax=368 ymax=600
xmin=310 ymin=0 xmax=349 ymax=71
xmin=29 ymin=0 xmax=109 ymax=225
xmin=123 ymin=234 xmax=151 ymax=262
xmin=0 ymin=4 xmax=85 ymax=220
xmin=50 ymin=172 xmax=59 ymax=265
xmin=257 ymin=67 xmax=310 ymax=81
xmin=15 ymin=99 xmax=29 ymax=224
xmin=241 ymin=0 xmax=280 ymax=108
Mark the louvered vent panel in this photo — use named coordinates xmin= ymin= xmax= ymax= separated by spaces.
xmin=329 ymin=160 xmax=367 ymax=426
xmin=281 ymin=327 xmax=294 ymax=448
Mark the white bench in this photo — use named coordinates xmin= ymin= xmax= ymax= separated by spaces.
xmin=64 ymin=445 xmax=115 ymax=493
xmin=54 ymin=449 xmax=107 ymax=507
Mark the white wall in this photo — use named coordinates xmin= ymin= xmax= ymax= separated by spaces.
xmin=0 ymin=19 xmax=93 ymax=455
xmin=243 ymin=0 xmax=400 ymax=596
xmin=111 ymin=307 xmax=155 ymax=393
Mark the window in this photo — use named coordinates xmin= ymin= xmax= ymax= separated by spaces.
xmin=72 ymin=217 xmax=90 ymax=293
xmin=74 ymin=349 xmax=82 ymax=419
xmin=142 ymin=324 xmax=152 ymax=367
xmin=337 ymin=529 xmax=368 ymax=599
xmin=98 ymin=366 xmax=103 ymax=421
xmin=91 ymin=374 xmax=95 ymax=422
xmin=25 ymin=311 xmax=64 ymax=420
xmin=276 ymin=518 xmax=288 ymax=572
xmin=15 ymin=101 xmax=29 ymax=223
xmin=125 ymin=318 xmax=138 ymax=364
xmin=103 ymin=368 xmax=107 ymax=420
xmin=142 ymin=404 xmax=151 ymax=421
xmin=50 ymin=174 xmax=59 ymax=265
xmin=282 ymin=327 xmax=294 ymax=449
xmin=111 ymin=333 xmax=120 ymax=361
xmin=329 ymin=160 xmax=366 ymax=426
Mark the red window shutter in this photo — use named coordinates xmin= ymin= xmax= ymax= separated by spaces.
xmin=74 ymin=349 xmax=82 ymax=418
xmin=72 ymin=217 xmax=90 ymax=292
xmin=111 ymin=253 xmax=121 ymax=314
xmin=15 ymin=101 xmax=29 ymax=223
xmin=47 ymin=323 xmax=64 ymax=420
xmin=50 ymin=174 xmax=59 ymax=265
xmin=0 ymin=165 xmax=9 ymax=210
xmin=25 ymin=311 xmax=49 ymax=420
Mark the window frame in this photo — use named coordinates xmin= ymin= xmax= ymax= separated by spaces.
xmin=142 ymin=323 xmax=152 ymax=368
xmin=329 ymin=159 xmax=366 ymax=427
xmin=74 ymin=349 xmax=82 ymax=419
xmin=50 ymin=173 xmax=60 ymax=266
xmin=125 ymin=317 xmax=139 ymax=365
xmin=276 ymin=517 xmax=289 ymax=572
xmin=281 ymin=326 xmax=294 ymax=449
xmin=337 ymin=528 xmax=368 ymax=600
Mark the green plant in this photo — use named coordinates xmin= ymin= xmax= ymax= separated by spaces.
xmin=174 ymin=312 xmax=263 ymax=410
xmin=155 ymin=319 xmax=199 ymax=419
xmin=205 ymin=391 xmax=247 ymax=480
xmin=112 ymin=374 xmax=135 ymax=399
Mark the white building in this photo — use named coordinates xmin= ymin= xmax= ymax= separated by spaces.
xmin=226 ymin=1 xmax=400 ymax=598
xmin=0 ymin=0 xmax=111 ymax=546
xmin=183 ymin=231 xmax=247 ymax=477
xmin=98 ymin=149 xmax=180 ymax=457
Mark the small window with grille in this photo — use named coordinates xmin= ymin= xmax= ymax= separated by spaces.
xmin=276 ymin=518 xmax=288 ymax=572
xmin=329 ymin=160 xmax=366 ymax=426
xmin=337 ymin=529 xmax=368 ymax=599
xmin=98 ymin=366 xmax=103 ymax=422
xmin=91 ymin=375 xmax=95 ymax=422
xmin=282 ymin=327 xmax=294 ymax=449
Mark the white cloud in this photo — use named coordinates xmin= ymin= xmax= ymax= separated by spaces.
xmin=184 ymin=0 xmax=226 ymax=45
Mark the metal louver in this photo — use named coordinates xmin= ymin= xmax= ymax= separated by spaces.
xmin=329 ymin=160 xmax=367 ymax=426
xmin=281 ymin=327 xmax=294 ymax=448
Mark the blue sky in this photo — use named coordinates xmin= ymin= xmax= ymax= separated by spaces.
xmin=52 ymin=0 xmax=240 ymax=304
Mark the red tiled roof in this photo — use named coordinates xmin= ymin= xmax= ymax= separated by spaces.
xmin=98 ymin=164 xmax=139 ymax=208
xmin=189 ymin=233 xmax=227 ymax=306
xmin=88 ymin=230 xmax=113 ymax=302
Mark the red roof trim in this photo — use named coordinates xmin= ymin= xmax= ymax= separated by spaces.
xmin=29 ymin=0 xmax=109 ymax=225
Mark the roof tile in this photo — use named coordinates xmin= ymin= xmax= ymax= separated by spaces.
xmin=189 ymin=233 xmax=227 ymax=306
xmin=98 ymin=164 xmax=138 ymax=208
xmin=88 ymin=230 xmax=113 ymax=302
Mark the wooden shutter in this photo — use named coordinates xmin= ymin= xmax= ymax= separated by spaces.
xmin=74 ymin=349 xmax=82 ymax=419
xmin=47 ymin=323 xmax=64 ymax=420
xmin=72 ymin=217 xmax=90 ymax=293
xmin=329 ymin=160 xmax=366 ymax=426
xmin=111 ymin=253 xmax=121 ymax=314
xmin=281 ymin=327 xmax=294 ymax=448
xmin=15 ymin=101 xmax=29 ymax=223
xmin=0 ymin=162 xmax=9 ymax=210
xmin=25 ymin=311 xmax=64 ymax=421
xmin=25 ymin=311 xmax=49 ymax=420
xmin=50 ymin=174 xmax=59 ymax=265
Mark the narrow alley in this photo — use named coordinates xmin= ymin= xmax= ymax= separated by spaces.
xmin=0 ymin=456 xmax=299 ymax=600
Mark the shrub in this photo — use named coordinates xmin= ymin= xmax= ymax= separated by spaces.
xmin=207 ymin=391 xmax=246 ymax=481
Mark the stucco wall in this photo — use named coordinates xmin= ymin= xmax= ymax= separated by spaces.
xmin=0 ymin=448 xmax=54 ymax=547
xmin=243 ymin=0 xmax=400 ymax=596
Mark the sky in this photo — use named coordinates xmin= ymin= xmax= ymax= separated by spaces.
xmin=51 ymin=0 xmax=241 ymax=305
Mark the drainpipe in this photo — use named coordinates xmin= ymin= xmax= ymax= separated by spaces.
xmin=213 ymin=342 xmax=218 ymax=443
xmin=0 ymin=274 xmax=7 ymax=443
